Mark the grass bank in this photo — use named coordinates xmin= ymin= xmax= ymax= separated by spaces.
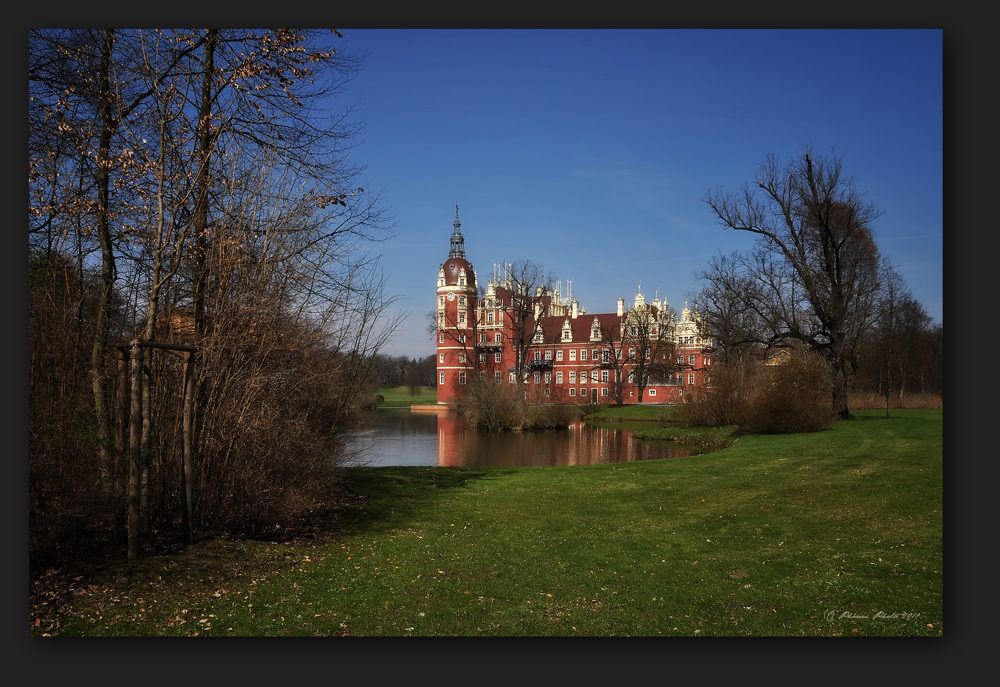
xmin=376 ymin=386 xmax=438 ymax=407
xmin=33 ymin=410 xmax=942 ymax=637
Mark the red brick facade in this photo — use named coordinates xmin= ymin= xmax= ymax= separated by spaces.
xmin=435 ymin=209 xmax=713 ymax=404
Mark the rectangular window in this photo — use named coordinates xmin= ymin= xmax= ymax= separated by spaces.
xmin=569 ymin=371 xmax=577 ymax=383
xmin=602 ymin=350 xmax=610 ymax=363
xmin=581 ymin=388 xmax=588 ymax=396
xmin=556 ymin=350 xmax=563 ymax=361
xmin=649 ymin=388 xmax=656 ymax=396
xmin=488 ymin=312 xmax=494 ymax=323
xmin=544 ymin=371 xmax=551 ymax=383
xmin=570 ymin=350 xmax=577 ymax=361
xmin=580 ymin=350 xmax=587 ymax=361
xmin=601 ymin=388 xmax=608 ymax=397
xmin=688 ymin=354 xmax=696 ymax=366
xmin=509 ymin=372 xmax=516 ymax=384
xmin=459 ymin=296 xmax=466 ymax=306
xmin=601 ymin=370 xmax=608 ymax=382
xmin=534 ymin=372 xmax=541 ymax=384
xmin=459 ymin=372 xmax=466 ymax=385
xmin=439 ymin=353 xmax=444 ymax=363
xmin=480 ymin=333 xmax=486 ymax=343
xmin=459 ymin=352 xmax=466 ymax=363
xmin=479 ymin=353 xmax=486 ymax=363
xmin=569 ymin=388 xmax=576 ymax=397
xmin=556 ymin=371 xmax=563 ymax=383
xmin=688 ymin=373 xmax=695 ymax=385
xmin=458 ymin=313 xmax=466 ymax=324
xmin=544 ymin=388 xmax=551 ymax=396
xmin=592 ymin=370 xmax=599 ymax=382
xmin=495 ymin=333 xmax=502 ymax=343
xmin=534 ymin=351 xmax=541 ymax=361
xmin=495 ymin=352 xmax=502 ymax=363
xmin=592 ymin=349 xmax=599 ymax=360
xmin=544 ymin=350 xmax=552 ymax=360
xmin=439 ymin=372 xmax=445 ymax=385
xmin=495 ymin=371 xmax=502 ymax=383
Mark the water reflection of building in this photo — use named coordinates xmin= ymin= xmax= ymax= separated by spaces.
xmin=433 ymin=412 xmax=695 ymax=467
xmin=435 ymin=207 xmax=713 ymax=405
xmin=436 ymin=412 xmax=466 ymax=467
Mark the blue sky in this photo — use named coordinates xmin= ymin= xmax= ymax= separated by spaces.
xmin=329 ymin=29 xmax=943 ymax=360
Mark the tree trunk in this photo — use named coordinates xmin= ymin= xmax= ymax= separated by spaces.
xmin=91 ymin=29 xmax=116 ymax=484
xmin=192 ymin=29 xmax=217 ymax=342
xmin=127 ymin=340 xmax=142 ymax=560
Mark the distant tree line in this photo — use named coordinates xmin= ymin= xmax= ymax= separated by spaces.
xmin=370 ymin=354 xmax=438 ymax=393
xmin=29 ymin=29 xmax=399 ymax=563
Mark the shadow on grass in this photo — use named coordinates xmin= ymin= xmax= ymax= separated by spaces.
xmin=337 ymin=466 xmax=515 ymax=536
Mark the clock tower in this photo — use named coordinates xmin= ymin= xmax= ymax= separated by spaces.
xmin=435 ymin=206 xmax=477 ymax=404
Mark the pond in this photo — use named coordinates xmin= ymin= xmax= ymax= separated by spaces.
xmin=343 ymin=408 xmax=711 ymax=468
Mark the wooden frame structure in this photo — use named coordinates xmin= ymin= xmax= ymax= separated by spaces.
xmin=118 ymin=339 xmax=198 ymax=560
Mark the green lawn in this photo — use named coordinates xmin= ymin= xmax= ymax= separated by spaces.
xmin=35 ymin=409 xmax=942 ymax=637
xmin=376 ymin=385 xmax=438 ymax=406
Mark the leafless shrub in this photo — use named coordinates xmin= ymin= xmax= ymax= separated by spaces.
xmin=686 ymin=348 xmax=834 ymax=433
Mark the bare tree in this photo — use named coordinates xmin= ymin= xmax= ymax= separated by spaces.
xmin=625 ymin=302 xmax=679 ymax=403
xmin=702 ymin=148 xmax=884 ymax=419
xmin=491 ymin=260 xmax=556 ymax=390
xmin=29 ymin=29 xmax=397 ymax=558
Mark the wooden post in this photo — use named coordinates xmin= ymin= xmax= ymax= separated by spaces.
xmin=181 ymin=350 xmax=195 ymax=546
xmin=128 ymin=340 xmax=142 ymax=560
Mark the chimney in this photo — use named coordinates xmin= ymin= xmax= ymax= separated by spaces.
xmin=572 ymin=300 xmax=579 ymax=319
xmin=617 ymin=297 xmax=625 ymax=317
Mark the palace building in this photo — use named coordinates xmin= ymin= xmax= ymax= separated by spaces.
xmin=435 ymin=208 xmax=713 ymax=405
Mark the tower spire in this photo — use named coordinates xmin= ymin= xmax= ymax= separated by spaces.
xmin=448 ymin=204 xmax=466 ymax=259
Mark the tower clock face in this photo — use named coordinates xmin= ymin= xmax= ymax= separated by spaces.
xmin=447 ymin=293 xmax=456 ymax=301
